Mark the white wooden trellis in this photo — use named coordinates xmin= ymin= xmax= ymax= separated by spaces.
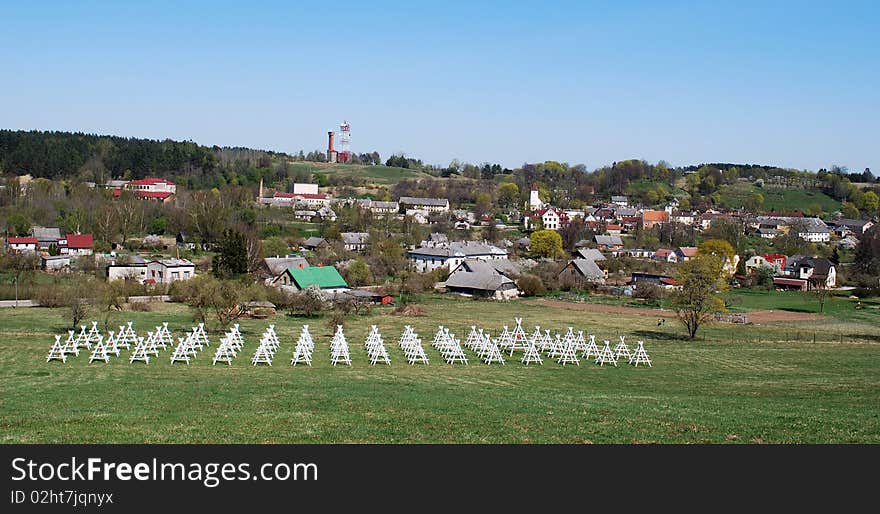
xmin=557 ymin=337 xmax=580 ymax=366
xmin=155 ymin=322 xmax=174 ymax=350
xmin=251 ymin=341 xmax=274 ymax=366
xmin=595 ymin=340 xmax=618 ymax=367
xmin=47 ymin=335 xmax=67 ymax=363
xmin=495 ymin=326 xmax=513 ymax=354
xmin=538 ymin=330 xmax=553 ymax=353
xmin=86 ymin=321 xmax=103 ymax=347
xmin=464 ymin=326 xmax=481 ymax=350
xmin=171 ymin=337 xmax=192 ymax=365
xmin=88 ymin=336 xmax=109 ymax=364
xmin=573 ymin=331 xmax=587 ymax=354
xmin=129 ymin=337 xmax=150 ymax=364
xmin=547 ymin=334 xmax=565 ymax=359
xmin=433 ymin=327 xmax=468 ymax=365
xmin=581 ymin=334 xmax=600 ymax=360
xmin=291 ymin=327 xmax=313 ymax=366
xmin=629 ymin=341 xmax=652 ymax=367
xmin=478 ymin=331 xmax=505 ymax=365
xmin=509 ymin=317 xmax=530 ymax=354
xmin=105 ymin=331 xmax=120 ymax=357
xmin=116 ymin=322 xmax=138 ymax=350
xmin=193 ymin=323 xmax=211 ymax=348
xmin=398 ymin=325 xmax=428 ymax=365
xmin=613 ymin=335 xmax=632 ymax=361
xmin=365 ymin=325 xmax=391 ymax=365
xmin=227 ymin=324 xmax=244 ymax=352
xmin=330 ymin=325 xmax=351 ymax=366
xmin=62 ymin=330 xmax=80 ymax=356
xmin=213 ymin=337 xmax=236 ymax=366
xmin=75 ymin=325 xmax=91 ymax=350
xmin=144 ymin=331 xmax=160 ymax=357
xmin=521 ymin=339 xmax=543 ymax=365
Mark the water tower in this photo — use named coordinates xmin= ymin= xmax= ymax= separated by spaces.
xmin=338 ymin=120 xmax=351 ymax=163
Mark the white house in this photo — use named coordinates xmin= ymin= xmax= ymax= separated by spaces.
xmin=146 ymin=258 xmax=195 ymax=284
xmin=408 ymin=241 xmax=508 ymax=273
xmin=6 ymin=237 xmax=38 ymax=253
xmin=341 ymin=232 xmax=369 ymax=252
xmin=524 ymin=207 xmax=568 ymax=231
xmin=398 ymin=197 xmax=450 ymax=213
xmin=107 ymin=255 xmax=148 ymax=282
xmin=796 ymin=218 xmax=831 ymax=243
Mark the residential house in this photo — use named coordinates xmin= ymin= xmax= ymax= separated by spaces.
xmin=675 ymin=247 xmax=699 ymax=261
xmin=423 ymin=233 xmax=449 ymax=246
xmin=524 ymin=207 xmax=569 ymax=231
xmin=763 ymin=253 xmax=787 ymax=270
xmin=293 ymin=210 xmax=317 ymax=221
xmin=575 ymin=248 xmax=606 ymax=262
xmin=146 ymin=258 xmax=195 ymax=284
xmin=744 ymin=255 xmax=776 ymax=273
xmin=605 ymin=224 xmax=622 ymax=235
xmin=273 ymin=265 xmax=349 ymax=293
xmin=405 ymin=209 xmax=430 ymax=225
xmin=317 ymin=206 xmax=337 ymax=221
xmin=653 ymin=248 xmax=678 ymax=263
xmin=642 ymin=210 xmax=669 ymax=229
xmin=830 ymin=218 xmax=874 ymax=236
xmin=6 ymin=237 xmax=38 ymax=253
xmin=259 ymin=255 xmax=309 ymax=283
xmin=41 ymin=254 xmax=71 ymax=272
xmin=629 ymin=272 xmax=680 ymax=289
xmin=796 ymin=218 xmax=831 ymax=243
xmin=59 ymin=234 xmax=94 ymax=256
xmin=112 ymin=178 xmax=176 ymax=202
xmin=794 ymin=257 xmax=837 ymax=288
xmin=107 ymin=255 xmax=148 ymax=282
xmin=611 ymin=195 xmax=629 ymax=207
xmin=398 ymin=197 xmax=450 ymax=213
xmin=301 ymin=237 xmax=329 ymax=251
xmin=445 ymin=259 xmax=520 ymax=300
xmin=408 ymin=241 xmax=508 ymax=273
xmin=370 ymin=201 xmax=399 ymax=216
xmin=610 ymin=248 xmax=655 ymax=259
xmin=341 ymin=232 xmax=369 ymax=252
xmin=558 ymin=258 xmax=606 ymax=284
xmin=594 ymin=235 xmax=624 ymax=251
xmin=31 ymin=227 xmax=62 ymax=250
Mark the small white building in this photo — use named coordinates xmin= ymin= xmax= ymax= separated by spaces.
xmin=146 ymin=258 xmax=195 ymax=284
xmin=6 ymin=237 xmax=38 ymax=253
xmin=107 ymin=255 xmax=148 ymax=282
xmin=399 ymin=197 xmax=450 ymax=213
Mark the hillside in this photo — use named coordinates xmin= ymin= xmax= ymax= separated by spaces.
xmin=717 ymin=182 xmax=842 ymax=214
xmin=287 ymin=162 xmax=434 ymax=185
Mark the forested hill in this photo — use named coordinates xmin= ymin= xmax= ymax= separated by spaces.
xmin=0 ymin=129 xmax=291 ymax=188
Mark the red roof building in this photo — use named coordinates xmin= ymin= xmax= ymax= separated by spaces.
xmin=763 ymin=253 xmax=787 ymax=269
xmin=60 ymin=234 xmax=94 ymax=255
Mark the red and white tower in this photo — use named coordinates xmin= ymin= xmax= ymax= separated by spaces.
xmin=338 ymin=120 xmax=351 ymax=163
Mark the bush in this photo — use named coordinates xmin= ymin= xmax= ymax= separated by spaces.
xmin=517 ymin=274 xmax=546 ymax=297
xmin=633 ymin=282 xmax=662 ymax=302
xmin=128 ymin=301 xmax=152 ymax=312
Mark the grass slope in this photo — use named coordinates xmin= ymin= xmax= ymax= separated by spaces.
xmin=287 ymin=162 xmax=433 ymax=185
xmin=1 ymin=295 xmax=878 ymax=443
xmin=718 ymin=182 xmax=841 ymax=213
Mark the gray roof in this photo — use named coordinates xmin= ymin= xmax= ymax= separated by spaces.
xmin=833 ymin=218 xmax=871 ymax=228
xmin=399 ymin=197 xmax=449 ymax=207
xmin=576 ymin=248 xmax=606 ymax=261
xmin=152 ymin=258 xmax=193 ymax=267
xmin=567 ymin=259 xmax=605 ymax=280
xmin=302 ymin=237 xmax=327 ymax=248
xmin=454 ymin=258 xmax=522 ymax=277
xmin=409 ymin=241 xmax=508 ymax=258
xmin=31 ymin=227 xmax=62 ymax=241
xmin=371 ymin=201 xmax=399 ymax=209
xmin=446 ymin=269 xmax=515 ymax=292
xmin=264 ymin=256 xmax=309 ymax=275
xmin=341 ymin=232 xmax=369 ymax=245
xmin=594 ymin=235 xmax=623 ymax=246
xmin=426 ymin=233 xmax=449 ymax=243
xmin=615 ymin=207 xmax=638 ymax=217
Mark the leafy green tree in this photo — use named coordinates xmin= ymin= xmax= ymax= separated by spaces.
xmin=698 ymin=239 xmax=735 ymax=261
xmin=262 ymin=236 xmax=290 ymax=258
xmin=530 ymin=229 xmax=563 ymax=258
xmin=213 ymin=229 xmax=248 ymax=278
xmin=841 ymin=202 xmax=860 ymax=219
xmin=6 ymin=213 xmax=30 ymax=236
xmin=346 ymin=258 xmax=373 ymax=286
xmin=497 ymin=182 xmax=520 ymax=209
xmin=671 ymin=255 xmax=727 ymax=339
xmin=862 ymin=191 xmax=879 ymax=214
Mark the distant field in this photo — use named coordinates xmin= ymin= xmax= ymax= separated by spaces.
xmin=287 ymin=162 xmax=434 ymax=185
xmin=1 ymin=294 xmax=878 ymax=443
xmin=718 ymin=182 xmax=841 ymax=213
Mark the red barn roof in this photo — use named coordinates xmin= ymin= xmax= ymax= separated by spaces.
xmin=135 ymin=191 xmax=173 ymax=200
xmin=64 ymin=234 xmax=94 ymax=249
xmin=8 ymin=237 xmax=38 ymax=245
xmin=130 ymin=178 xmax=174 ymax=186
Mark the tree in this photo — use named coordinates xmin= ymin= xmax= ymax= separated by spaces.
xmin=862 ymin=191 xmax=879 ymax=214
xmin=841 ymin=202 xmax=860 ymax=219
xmin=213 ymin=229 xmax=248 ymax=278
xmin=497 ymin=182 xmax=519 ymax=209
xmin=530 ymin=229 xmax=563 ymax=258
xmin=698 ymin=239 xmax=735 ymax=261
xmin=346 ymin=259 xmax=373 ymax=286
xmin=670 ymin=255 xmax=727 ymax=339
xmin=811 ymin=282 xmax=832 ymax=313
xmin=517 ymin=275 xmax=546 ymax=296
xmin=262 ymin=237 xmax=289 ymax=258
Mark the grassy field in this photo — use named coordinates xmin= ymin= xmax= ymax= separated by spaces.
xmin=718 ymin=182 xmax=841 ymax=213
xmin=288 ymin=162 xmax=434 ymax=185
xmin=1 ymin=294 xmax=878 ymax=443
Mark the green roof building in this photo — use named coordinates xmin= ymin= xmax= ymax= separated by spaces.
xmin=275 ymin=265 xmax=349 ymax=291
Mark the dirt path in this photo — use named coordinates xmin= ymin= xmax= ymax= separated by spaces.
xmin=524 ymin=299 xmax=826 ymax=323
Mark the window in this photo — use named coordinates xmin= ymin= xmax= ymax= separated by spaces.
xmin=171 ymin=272 xmax=179 ymax=280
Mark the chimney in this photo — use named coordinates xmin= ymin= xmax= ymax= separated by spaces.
xmin=327 ymin=131 xmax=335 ymax=153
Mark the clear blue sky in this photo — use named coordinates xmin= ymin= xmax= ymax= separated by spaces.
xmin=1 ymin=0 xmax=877 ymax=172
